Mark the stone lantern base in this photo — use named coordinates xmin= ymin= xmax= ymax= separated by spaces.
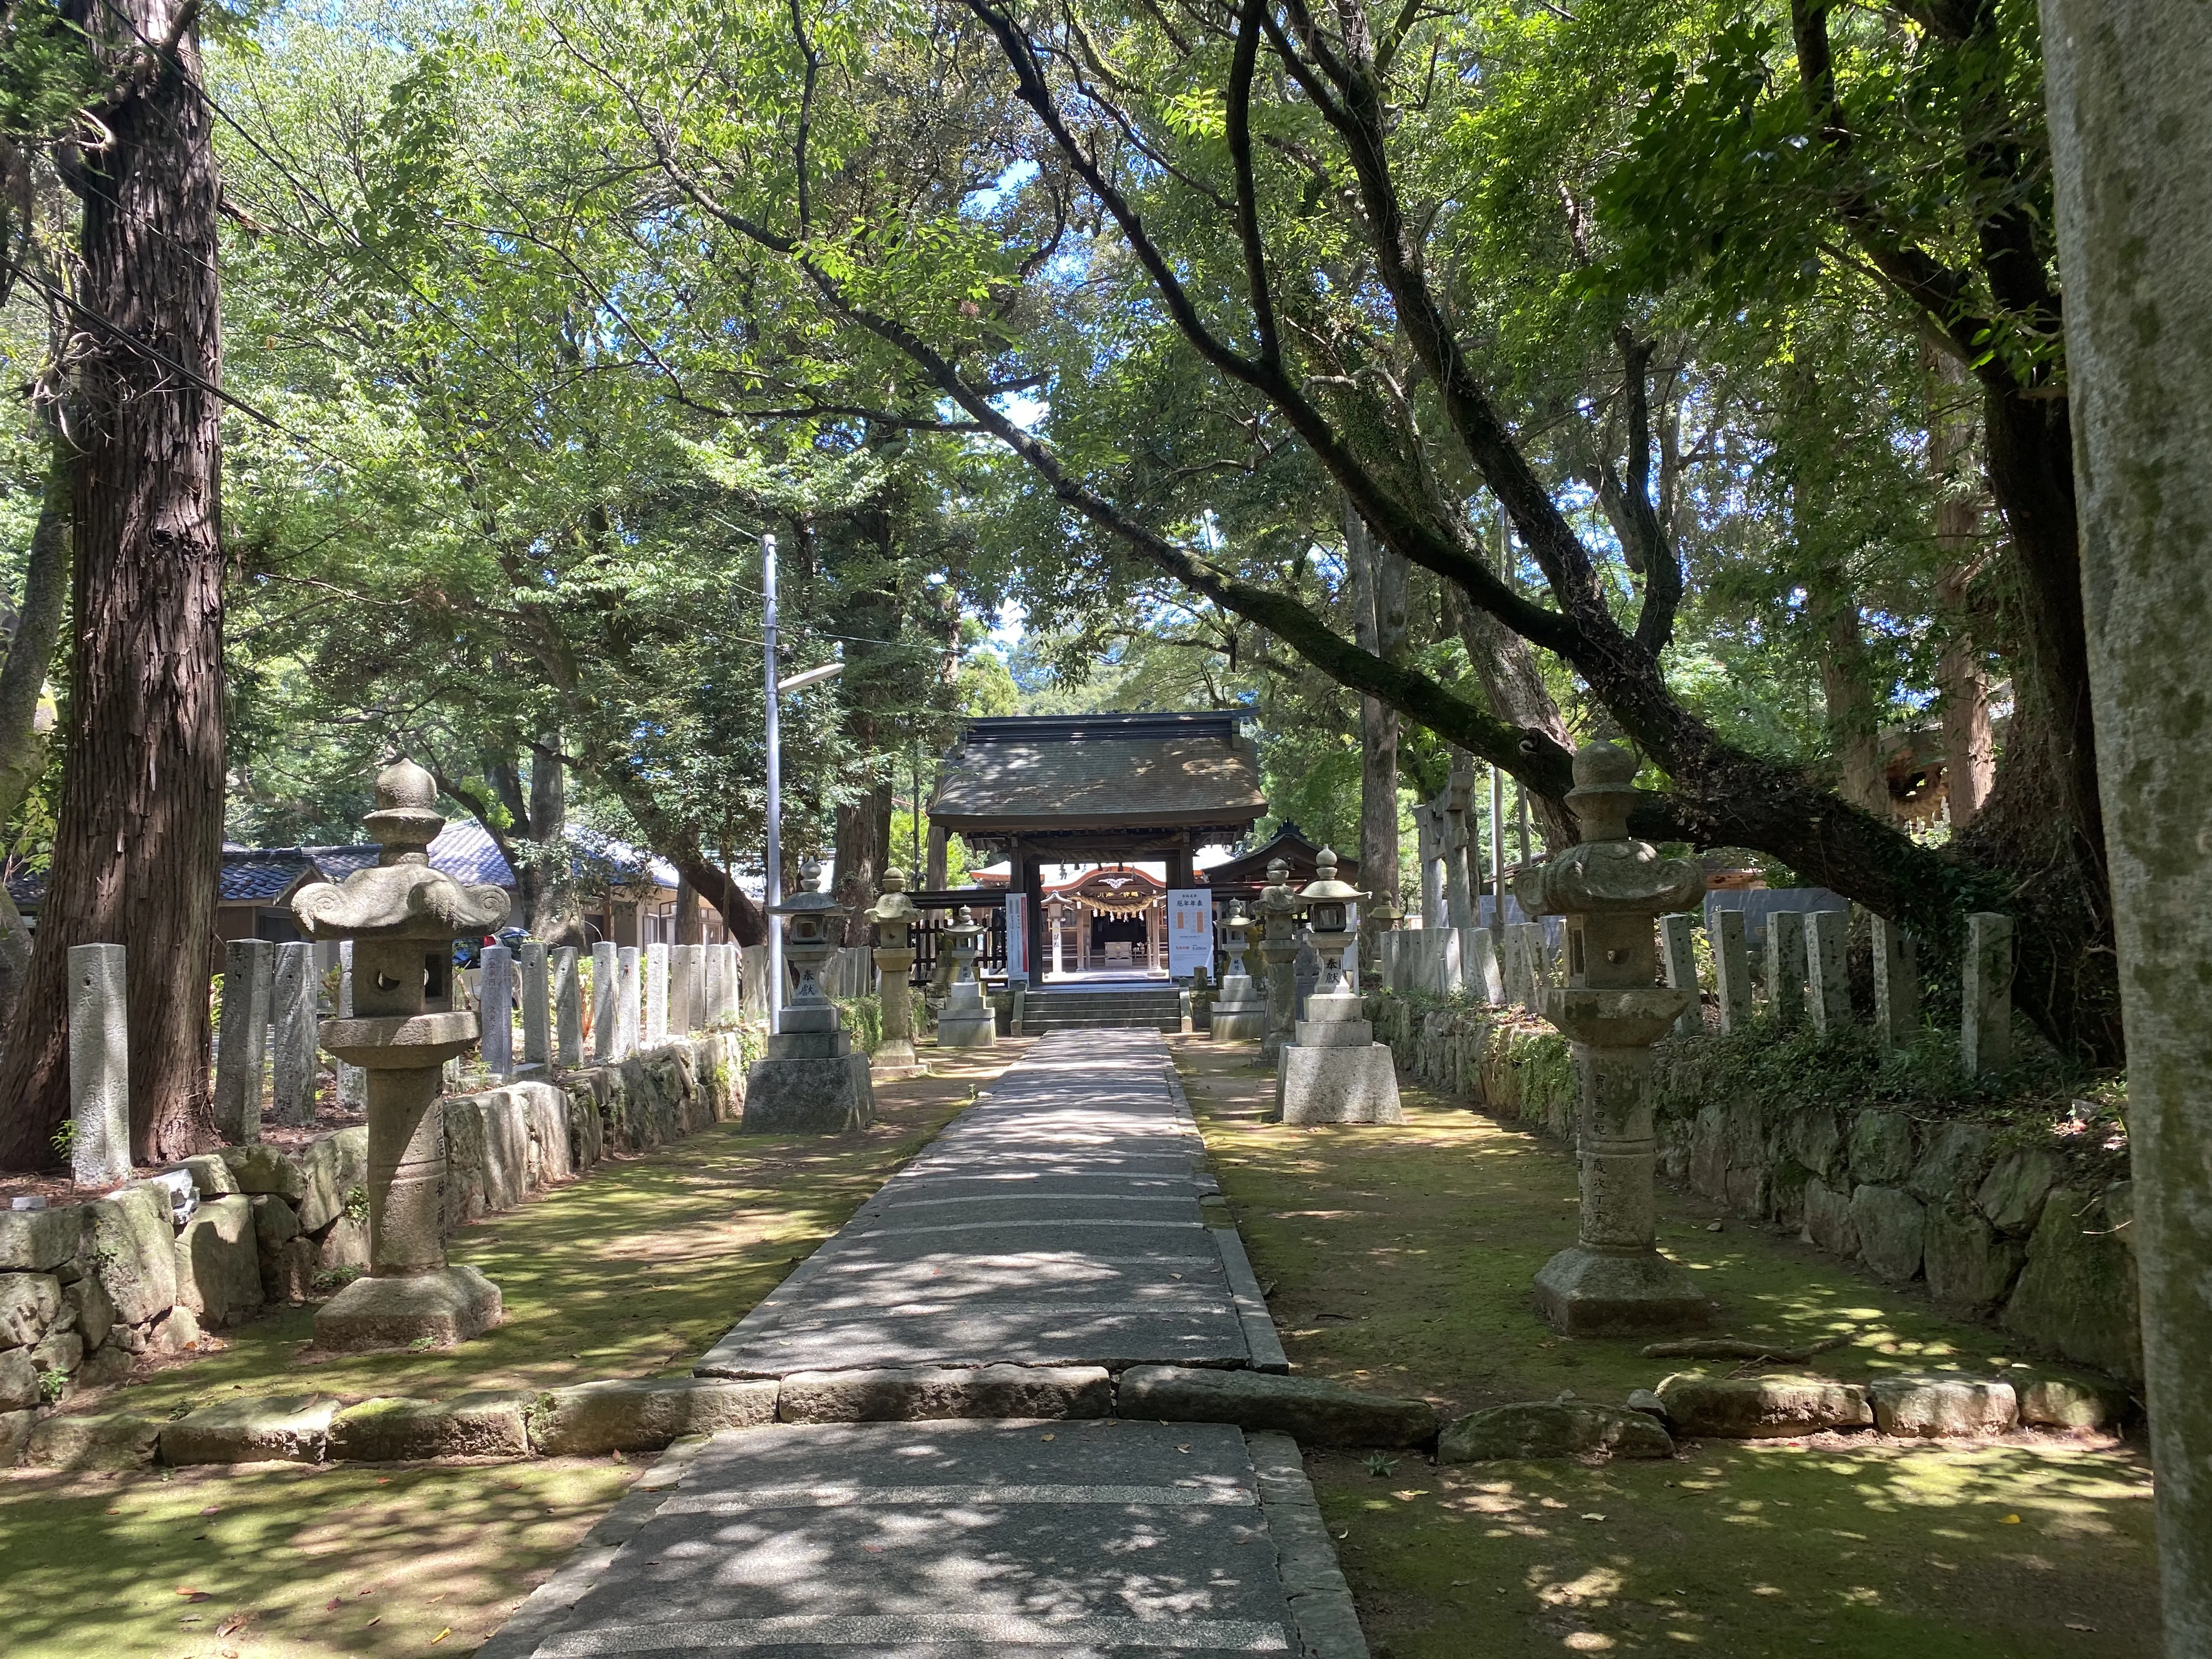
xmin=315 ymin=1263 xmax=504 ymax=1352
xmin=1210 ymin=972 xmax=1268 ymax=1041
xmin=1276 ymin=989 xmax=1404 ymax=1125
xmin=1532 ymin=1247 xmax=1715 ymax=1338
xmin=743 ymin=1022 xmax=876 ymax=1134
xmin=936 ymin=981 xmax=996 ymax=1049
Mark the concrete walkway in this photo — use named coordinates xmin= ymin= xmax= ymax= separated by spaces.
xmin=482 ymin=1031 xmax=1362 ymax=1659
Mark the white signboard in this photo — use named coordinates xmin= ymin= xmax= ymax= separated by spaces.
xmin=1167 ymin=889 xmax=1214 ymax=980
xmin=1003 ymin=893 xmax=1029 ymax=982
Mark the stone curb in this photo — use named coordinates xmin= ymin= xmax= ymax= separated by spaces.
xmin=1247 ymin=1430 xmax=1371 ymax=1659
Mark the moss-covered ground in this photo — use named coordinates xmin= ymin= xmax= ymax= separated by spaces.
xmin=1173 ymin=1038 xmax=2158 ymax=1659
xmin=0 ymin=1042 xmax=1028 ymax=1658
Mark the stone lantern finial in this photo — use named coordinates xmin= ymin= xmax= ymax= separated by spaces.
xmin=365 ymin=758 xmax=444 ymax=866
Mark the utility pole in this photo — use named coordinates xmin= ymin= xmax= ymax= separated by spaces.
xmin=763 ymin=534 xmax=782 ymax=1031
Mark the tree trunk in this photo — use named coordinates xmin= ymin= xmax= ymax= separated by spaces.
xmin=833 ymin=784 xmax=891 ymax=946
xmin=1344 ymin=503 xmax=1406 ymax=962
xmin=1813 ymin=581 xmax=1888 ymax=815
xmin=0 ymin=437 xmax=73 ymax=1033
xmin=0 ymin=0 xmax=225 ymax=1170
xmin=2041 ymin=2 xmax=2212 ymax=1645
xmin=673 ymin=872 xmax=702 ymax=944
xmin=1929 ymin=354 xmax=1993 ymax=828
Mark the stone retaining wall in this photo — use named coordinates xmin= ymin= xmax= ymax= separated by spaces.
xmin=0 ymin=1031 xmax=746 ymax=1465
xmin=1366 ymin=993 xmax=2142 ymax=1387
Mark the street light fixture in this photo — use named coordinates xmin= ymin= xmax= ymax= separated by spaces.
xmin=761 ymin=530 xmax=844 ymax=1030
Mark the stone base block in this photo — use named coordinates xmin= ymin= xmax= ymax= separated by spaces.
xmin=1277 ymin=1043 xmax=1403 ymax=1125
xmin=1116 ymin=1364 xmax=1435 ymax=1448
xmin=533 ymin=1376 xmax=779 ymax=1455
xmin=1532 ymin=1245 xmax=1715 ymax=1338
xmin=741 ymin=1053 xmax=874 ymax=1133
xmin=1210 ymin=1005 xmax=1267 ymax=1042
xmin=1870 ymin=1375 xmax=2018 ymax=1437
xmin=777 ymin=1363 xmax=1111 ymax=1424
xmin=1290 ymin=1017 xmax=1374 ymax=1048
xmin=1655 ymin=1373 xmax=1873 ymax=1438
xmin=1438 ymin=1400 xmax=1675 ymax=1462
xmin=161 ymin=1393 xmax=338 ymax=1464
xmin=768 ymin=1029 xmax=851 ymax=1060
xmin=871 ymin=1039 xmax=922 ymax=1081
xmin=329 ymin=1391 xmax=533 ymax=1462
xmin=935 ymin=1012 xmax=997 ymax=1049
xmin=313 ymin=1264 xmax=504 ymax=1352
xmin=24 ymin=1410 xmax=162 ymax=1470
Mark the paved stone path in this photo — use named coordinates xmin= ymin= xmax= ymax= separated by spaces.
xmin=482 ymin=1030 xmax=1361 ymax=1659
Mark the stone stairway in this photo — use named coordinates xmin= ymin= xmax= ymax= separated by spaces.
xmin=1019 ymin=985 xmax=1185 ymax=1034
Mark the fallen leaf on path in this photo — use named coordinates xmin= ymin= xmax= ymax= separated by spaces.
xmin=432 ymin=1627 xmax=451 ymax=1644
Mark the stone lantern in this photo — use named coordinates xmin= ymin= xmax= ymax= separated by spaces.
xmin=290 ymin=759 xmax=511 ymax=1351
xmin=1516 ymin=740 xmax=1712 ymax=1336
xmin=1276 ymin=849 xmax=1403 ymax=1126
xmin=934 ymin=906 xmax=997 ymax=1048
xmin=863 ymin=868 xmax=922 ymax=1080
xmin=741 ymin=861 xmax=874 ymax=1133
xmin=1210 ymin=900 xmax=1268 ymax=1041
xmin=1252 ymin=858 xmax=1307 ymax=1065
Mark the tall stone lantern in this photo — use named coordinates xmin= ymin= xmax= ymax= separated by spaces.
xmin=1252 ymin=859 xmax=1307 ymax=1065
xmin=1210 ymin=900 xmax=1268 ymax=1041
xmin=1516 ymin=741 xmax=1712 ymax=1336
xmin=934 ymin=906 xmax=997 ymax=1049
xmin=290 ymin=760 xmax=511 ymax=1351
xmin=864 ymin=868 xmax=922 ymax=1080
xmin=1277 ymin=849 xmax=1403 ymax=1125
xmin=743 ymin=861 xmax=875 ymax=1132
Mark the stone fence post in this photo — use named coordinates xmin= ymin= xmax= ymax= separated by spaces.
xmin=554 ymin=946 xmax=582 ymax=1068
xmin=645 ymin=942 xmax=669 ymax=1045
xmin=616 ymin=945 xmax=641 ymax=1059
xmin=1806 ymin=910 xmax=1852 ymax=1034
xmin=69 ymin=943 xmax=131 ymax=1186
xmin=1962 ymin=912 xmax=2014 ymax=1074
xmin=273 ymin=941 xmax=319 ymax=1125
xmin=1765 ymin=910 xmax=1806 ymax=1027
xmin=1713 ymin=909 xmax=1751 ymax=1031
xmin=479 ymin=945 xmax=514 ymax=1079
xmin=213 ymin=939 xmax=273 ymax=1143
xmin=1872 ymin=917 xmax=1918 ymax=1047
xmin=670 ymin=943 xmax=702 ymax=1034
xmin=520 ymin=941 xmax=550 ymax=1070
xmin=591 ymin=942 xmax=618 ymax=1064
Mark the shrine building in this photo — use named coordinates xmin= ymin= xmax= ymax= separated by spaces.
xmin=927 ymin=712 xmax=1268 ymax=979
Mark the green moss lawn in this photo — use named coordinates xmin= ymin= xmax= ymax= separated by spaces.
xmin=1173 ymin=1038 xmax=2158 ymax=1659
xmin=0 ymin=1043 xmax=1025 ymax=1658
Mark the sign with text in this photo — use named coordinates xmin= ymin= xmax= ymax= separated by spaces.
xmin=1003 ymin=893 xmax=1029 ymax=981
xmin=1167 ymin=889 xmax=1214 ymax=980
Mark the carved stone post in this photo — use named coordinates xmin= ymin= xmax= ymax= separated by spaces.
xmin=1276 ymin=850 xmax=1403 ymax=1126
xmin=290 ymin=759 xmax=511 ymax=1351
xmin=934 ymin=907 xmax=996 ymax=1049
xmin=1254 ymin=859 xmax=1307 ymax=1066
xmin=864 ymin=868 xmax=922 ymax=1080
xmin=1519 ymin=742 xmax=1714 ymax=1337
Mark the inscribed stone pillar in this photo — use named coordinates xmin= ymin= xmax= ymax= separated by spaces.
xmin=1443 ymin=772 xmax=1475 ymax=929
xmin=479 ymin=946 xmax=515 ymax=1079
xmin=554 ymin=946 xmax=583 ymax=1068
xmin=670 ymin=943 xmax=703 ymax=1035
xmin=864 ymin=868 xmax=921 ymax=1079
xmin=336 ymin=941 xmax=366 ymax=1109
xmin=1713 ymin=910 xmax=1752 ymax=1031
xmin=1806 ymin=911 xmax=1852 ymax=1034
xmin=1765 ymin=910 xmax=1806 ymax=1028
xmin=1468 ymin=928 xmax=1505 ymax=1005
xmin=724 ymin=943 xmax=743 ymax=1019
xmin=702 ymin=942 xmax=724 ymax=1026
xmin=1658 ymin=914 xmax=1701 ymax=1038
xmin=591 ymin=942 xmax=618 ymax=1064
xmin=273 ymin=941 xmax=319 ymax=1125
xmin=1871 ymin=918 xmax=1918 ymax=1047
xmin=1961 ymin=912 xmax=2013 ymax=1074
xmin=68 ymin=943 xmax=131 ymax=1187
xmin=213 ymin=939 xmax=274 ymax=1143
xmin=520 ymin=941 xmax=551 ymax=1069
xmin=616 ymin=946 xmax=641 ymax=1059
xmin=1417 ymin=806 xmax=1445 ymax=929
xmin=645 ymin=943 xmax=669 ymax=1045
xmin=1254 ymin=860 xmax=1306 ymax=1065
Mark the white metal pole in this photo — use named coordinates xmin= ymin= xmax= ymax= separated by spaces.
xmin=763 ymin=533 xmax=783 ymax=1031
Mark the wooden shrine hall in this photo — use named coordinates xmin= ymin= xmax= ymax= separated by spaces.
xmin=927 ymin=712 xmax=1268 ymax=978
